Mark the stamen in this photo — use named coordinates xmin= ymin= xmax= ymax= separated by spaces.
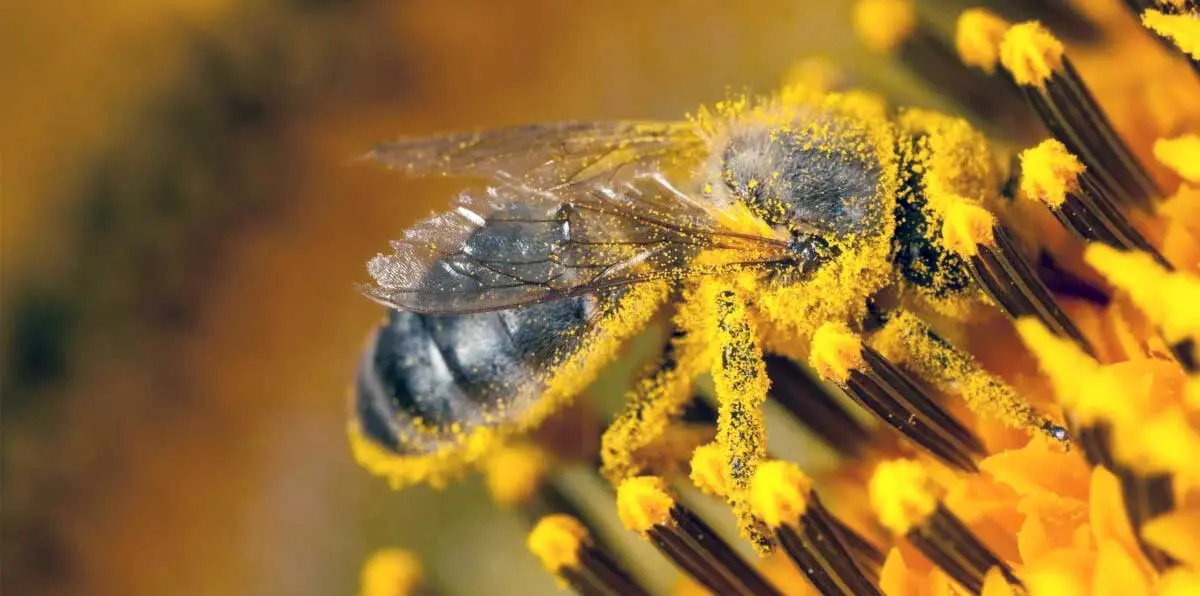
xmin=941 ymin=200 xmax=1096 ymax=355
xmin=956 ymin=9 xmax=1011 ymax=75
xmin=528 ymin=514 xmax=651 ymax=596
xmin=869 ymin=460 xmax=1022 ymax=594
xmin=616 ymin=477 xmax=783 ymax=596
xmin=763 ymin=355 xmax=873 ymax=457
xmin=1142 ymin=9 xmax=1200 ymax=71
xmin=1154 ymin=134 xmax=1200 ymax=183
xmin=855 ymin=0 xmax=1026 ymax=127
xmin=999 ymin=21 xmax=1162 ymax=210
xmin=749 ymin=461 xmax=883 ymax=595
xmin=1115 ymin=468 xmax=1179 ymax=570
xmin=810 ymin=323 xmax=984 ymax=472
xmin=482 ymin=443 xmax=550 ymax=508
xmin=1020 ymin=139 xmax=1171 ymax=268
xmin=359 ymin=549 xmax=437 ymax=596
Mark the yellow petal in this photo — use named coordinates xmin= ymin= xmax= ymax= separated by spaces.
xmin=1023 ymin=549 xmax=1094 ymax=596
xmin=980 ymin=567 xmax=1015 ymax=596
xmin=1090 ymin=540 xmax=1150 ymax=596
xmin=1159 ymin=569 xmax=1200 ymax=596
xmin=1142 ymin=508 xmax=1200 ymax=568
xmin=981 ymin=437 xmax=1090 ymax=501
xmin=880 ymin=546 xmax=925 ymax=596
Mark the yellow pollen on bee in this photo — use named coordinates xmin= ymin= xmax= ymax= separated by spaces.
xmin=1020 ymin=139 xmax=1085 ymax=208
xmin=689 ymin=443 xmax=730 ymax=497
xmin=1143 ymin=10 xmax=1200 ymax=61
xmin=941 ymin=200 xmax=996 ymax=257
xmin=616 ymin=476 xmax=675 ymax=534
xmin=809 ymin=322 xmax=866 ymax=383
xmin=852 ymin=0 xmax=916 ymax=53
xmin=748 ymin=461 xmax=813 ymax=529
xmin=1084 ymin=244 xmax=1200 ymax=344
xmin=868 ymin=459 xmax=940 ymax=535
xmin=1154 ymin=134 xmax=1200 ymax=183
xmin=359 ymin=549 xmax=422 ymax=596
xmin=527 ymin=515 xmax=588 ymax=573
xmin=955 ymin=9 xmax=1011 ymax=73
xmin=999 ymin=21 xmax=1065 ymax=88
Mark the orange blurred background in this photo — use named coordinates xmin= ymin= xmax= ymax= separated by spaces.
xmin=1 ymin=2 xmax=869 ymax=594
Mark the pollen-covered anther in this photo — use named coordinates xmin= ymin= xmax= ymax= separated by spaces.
xmin=615 ymin=476 xmax=782 ymax=596
xmin=527 ymin=514 xmax=650 ymax=596
xmin=852 ymin=0 xmax=915 ymax=53
xmin=689 ymin=443 xmax=730 ymax=497
xmin=1019 ymin=140 xmax=1170 ymax=267
xmin=1155 ymin=134 xmax=1200 ymax=183
xmin=999 ymin=21 xmax=1161 ymax=210
xmin=482 ymin=443 xmax=549 ymax=507
xmin=810 ymin=323 xmax=984 ymax=471
xmin=857 ymin=2 xmax=1024 ymax=125
xmin=939 ymin=200 xmax=1096 ymax=355
xmin=955 ymin=9 xmax=1010 ymax=74
xmin=749 ymin=461 xmax=883 ymax=595
xmin=869 ymin=460 xmax=1022 ymax=594
xmin=1142 ymin=9 xmax=1200 ymax=63
xmin=359 ymin=549 xmax=425 ymax=596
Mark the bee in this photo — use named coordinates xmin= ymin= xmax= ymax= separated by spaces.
xmin=349 ymin=89 xmax=1077 ymax=529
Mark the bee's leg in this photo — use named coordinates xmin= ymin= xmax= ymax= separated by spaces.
xmin=868 ymin=308 xmax=1069 ymax=445
xmin=808 ymin=322 xmax=986 ymax=472
xmin=705 ymin=283 xmax=775 ymax=552
xmin=600 ymin=309 xmax=711 ymax=486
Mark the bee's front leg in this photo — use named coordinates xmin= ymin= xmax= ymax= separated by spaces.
xmin=706 ymin=283 xmax=775 ymax=552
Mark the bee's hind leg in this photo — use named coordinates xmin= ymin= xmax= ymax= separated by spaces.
xmin=866 ymin=308 xmax=1071 ymax=447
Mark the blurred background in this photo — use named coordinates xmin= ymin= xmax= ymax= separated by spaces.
xmin=1 ymin=1 xmax=884 ymax=594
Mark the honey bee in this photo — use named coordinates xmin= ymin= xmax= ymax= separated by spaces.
xmin=349 ymin=89 xmax=1075 ymax=519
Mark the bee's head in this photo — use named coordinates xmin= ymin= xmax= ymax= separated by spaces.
xmin=710 ymin=119 xmax=888 ymax=241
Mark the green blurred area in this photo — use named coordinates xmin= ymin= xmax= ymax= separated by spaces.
xmin=0 ymin=1 xmax=872 ymax=594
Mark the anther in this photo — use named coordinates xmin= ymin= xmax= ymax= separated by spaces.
xmin=854 ymin=0 xmax=1029 ymax=132
xmin=810 ymin=323 xmax=985 ymax=472
xmin=999 ymin=21 xmax=1162 ymax=210
xmin=749 ymin=461 xmax=884 ymax=595
xmin=941 ymin=200 xmax=1097 ymax=356
xmin=869 ymin=460 xmax=1023 ymax=594
xmin=359 ymin=549 xmax=438 ymax=596
xmin=1138 ymin=6 xmax=1200 ymax=75
xmin=528 ymin=514 xmax=651 ymax=596
xmin=1019 ymin=139 xmax=1171 ymax=268
xmin=616 ymin=477 xmax=782 ymax=596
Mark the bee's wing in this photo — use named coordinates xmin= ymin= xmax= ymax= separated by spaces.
xmin=367 ymin=121 xmax=701 ymax=186
xmin=362 ymin=175 xmax=794 ymax=315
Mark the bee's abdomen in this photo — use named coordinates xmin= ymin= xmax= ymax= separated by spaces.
xmin=355 ymin=299 xmax=591 ymax=454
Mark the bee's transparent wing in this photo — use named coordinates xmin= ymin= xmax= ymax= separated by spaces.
xmin=367 ymin=121 xmax=701 ymax=186
xmin=362 ymin=175 xmax=792 ymax=314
